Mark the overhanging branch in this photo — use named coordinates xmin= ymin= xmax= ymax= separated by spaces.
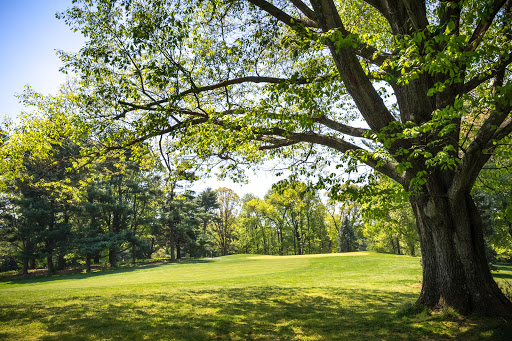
xmin=465 ymin=0 xmax=508 ymax=52
xmin=257 ymin=136 xmax=298 ymax=150
xmin=248 ymin=0 xmax=391 ymax=66
xmin=453 ymin=104 xmax=512 ymax=192
xmin=289 ymin=0 xmax=317 ymax=22
xmin=117 ymin=75 xmax=338 ymax=116
xmin=315 ymin=115 xmax=372 ymax=138
xmin=258 ymin=128 xmax=402 ymax=183
xmin=463 ymin=53 xmax=512 ymax=93
xmin=246 ymin=0 xmax=319 ymax=28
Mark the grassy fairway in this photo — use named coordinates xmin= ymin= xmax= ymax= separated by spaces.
xmin=0 ymin=252 xmax=511 ymax=340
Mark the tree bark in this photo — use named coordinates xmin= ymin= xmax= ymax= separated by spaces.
xmin=109 ymin=248 xmax=117 ymax=267
xmin=85 ymin=254 xmax=92 ymax=273
xmin=279 ymin=229 xmax=283 ymax=255
xmin=57 ymin=254 xmax=66 ymax=270
xmin=131 ymin=244 xmax=137 ymax=264
xmin=411 ymin=189 xmax=512 ymax=316
xmin=260 ymin=222 xmax=267 ymax=255
xmin=47 ymin=255 xmax=55 ymax=275
xmin=170 ymin=232 xmax=176 ymax=261
xmin=148 ymin=237 xmax=155 ymax=259
xmin=22 ymin=258 xmax=29 ymax=275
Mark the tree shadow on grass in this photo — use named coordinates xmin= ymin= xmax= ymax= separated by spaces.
xmin=492 ymin=263 xmax=512 ymax=280
xmin=1 ymin=287 xmax=510 ymax=340
xmin=0 ymin=259 xmax=214 ymax=286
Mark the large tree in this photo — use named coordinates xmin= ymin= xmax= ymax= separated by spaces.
xmin=60 ymin=0 xmax=512 ymax=315
xmin=211 ymin=187 xmax=240 ymax=256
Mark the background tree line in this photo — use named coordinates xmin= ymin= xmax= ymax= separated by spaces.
xmin=1 ymin=109 xmax=511 ymax=274
xmin=0 ymin=113 xmax=423 ymax=274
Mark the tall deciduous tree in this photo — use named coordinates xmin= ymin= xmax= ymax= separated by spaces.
xmin=239 ymin=194 xmax=276 ymax=254
xmin=211 ymin=187 xmax=240 ymax=256
xmin=60 ymin=0 xmax=512 ymax=315
xmin=359 ymin=176 xmax=419 ymax=256
xmin=473 ymin=143 xmax=512 ymax=258
xmin=266 ymin=179 xmax=329 ymax=255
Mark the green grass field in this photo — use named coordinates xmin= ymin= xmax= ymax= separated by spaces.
xmin=1 ymin=252 xmax=511 ymax=340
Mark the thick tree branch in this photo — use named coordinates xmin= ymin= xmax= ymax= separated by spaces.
xmin=117 ymin=75 xmax=337 ymax=117
xmin=402 ymin=0 xmax=429 ymax=31
xmin=310 ymin=0 xmax=397 ymax=131
xmin=261 ymin=128 xmax=402 ymax=183
xmin=439 ymin=0 xmax=462 ymax=32
xmin=257 ymin=136 xmax=298 ymax=150
xmin=246 ymin=0 xmax=319 ymax=27
xmin=493 ymin=117 xmax=512 ymax=142
xmin=360 ymin=0 xmax=385 ymax=15
xmin=310 ymin=0 xmax=343 ymax=28
xmin=453 ymin=105 xmax=512 ymax=192
xmin=463 ymin=53 xmax=512 ymax=93
xmin=248 ymin=0 xmax=391 ymax=66
xmin=361 ymin=0 xmax=425 ymax=35
xmin=106 ymin=103 xmax=401 ymax=185
xmin=289 ymin=0 xmax=317 ymax=23
xmin=465 ymin=0 xmax=508 ymax=52
xmin=314 ymin=115 xmax=372 ymax=138
xmin=175 ymin=75 xmax=334 ymax=98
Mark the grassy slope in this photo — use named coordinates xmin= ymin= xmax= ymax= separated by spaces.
xmin=0 ymin=252 xmax=511 ymax=340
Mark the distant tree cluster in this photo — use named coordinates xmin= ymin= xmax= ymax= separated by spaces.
xmin=0 ymin=132 xmax=223 ymax=273
xmin=0 ymin=109 xmax=223 ymax=273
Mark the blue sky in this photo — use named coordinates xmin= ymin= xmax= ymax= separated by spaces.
xmin=0 ymin=0 xmax=83 ymax=120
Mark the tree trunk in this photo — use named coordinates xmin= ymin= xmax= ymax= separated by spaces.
xmin=338 ymin=227 xmax=343 ymax=253
xmin=293 ymin=231 xmax=297 ymax=255
xmin=410 ymin=190 xmax=512 ymax=316
xmin=176 ymin=243 xmax=181 ymax=260
xmin=269 ymin=228 xmax=274 ymax=255
xmin=47 ymin=255 xmax=55 ymax=275
xmin=260 ymin=223 xmax=267 ymax=255
xmin=293 ymin=223 xmax=302 ymax=255
xmin=132 ymin=244 xmax=137 ymax=264
xmin=85 ymin=254 xmax=92 ymax=273
xmin=170 ymin=233 xmax=176 ymax=261
xmin=57 ymin=254 xmax=66 ymax=270
xmin=109 ymin=248 xmax=117 ymax=267
xmin=307 ymin=215 xmax=312 ymax=254
xmin=147 ymin=237 xmax=155 ymax=259
xmin=279 ymin=229 xmax=283 ymax=256
xmin=22 ymin=258 xmax=28 ymax=275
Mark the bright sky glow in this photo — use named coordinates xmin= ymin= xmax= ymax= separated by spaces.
xmin=0 ymin=0 xmax=83 ymax=120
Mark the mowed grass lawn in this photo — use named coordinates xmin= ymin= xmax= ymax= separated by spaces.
xmin=1 ymin=252 xmax=511 ymax=340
